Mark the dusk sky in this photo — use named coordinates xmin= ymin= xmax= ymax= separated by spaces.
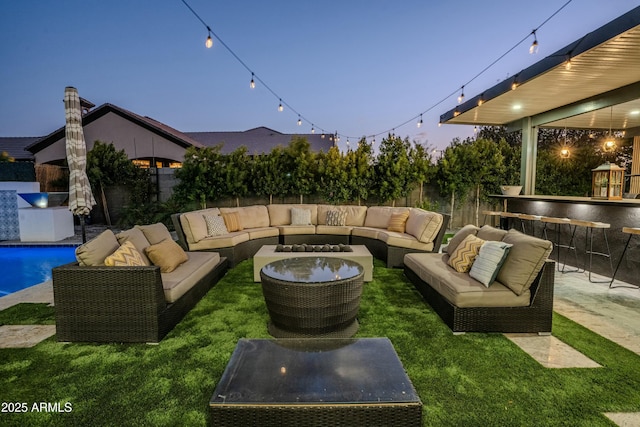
xmin=1 ymin=1 xmax=638 ymax=152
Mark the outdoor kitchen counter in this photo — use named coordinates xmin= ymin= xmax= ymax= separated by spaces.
xmin=489 ymin=194 xmax=640 ymax=285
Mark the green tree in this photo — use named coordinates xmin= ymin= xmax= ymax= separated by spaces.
xmin=173 ymin=145 xmax=224 ymax=208
xmin=284 ymin=136 xmax=317 ymax=203
xmin=222 ymin=146 xmax=249 ymax=207
xmin=374 ymin=135 xmax=412 ymax=206
xmin=408 ymin=142 xmax=436 ymax=204
xmin=464 ymin=138 xmax=505 ymax=225
xmin=250 ymin=146 xmax=287 ymax=204
xmin=86 ymin=140 xmax=150 ymax=225
xmin=317 ymin=146 xmax=349 ymax=203
xmin=436 ymin=139 xmax=474 ymax=226
xmin=345 ymin=139 xmax=374 ymax=204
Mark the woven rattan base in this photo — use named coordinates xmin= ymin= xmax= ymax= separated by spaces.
xmin=267 ymin=319 xmax=359 ymax=338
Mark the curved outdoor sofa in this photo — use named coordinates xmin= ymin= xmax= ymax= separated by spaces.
xmin=52 ymin=223 xmax=228 ymax=343
xmin=404 ymin=225 xmax=555 ymax=334
xmin=171 ymin=204 xmax=450 ymax=268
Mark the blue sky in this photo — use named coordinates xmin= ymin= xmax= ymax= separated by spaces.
xmin=0 ymin=0 xmax=638 ymax=151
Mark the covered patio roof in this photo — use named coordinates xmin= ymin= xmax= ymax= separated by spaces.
xmin=440 ymin=5 xmax=640 ymax=132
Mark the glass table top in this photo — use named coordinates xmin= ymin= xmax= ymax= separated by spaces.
xmin=210 ymin=338 xmax=420 ymax=405
xmin=260 ymin=256 xmax=363 ymax=284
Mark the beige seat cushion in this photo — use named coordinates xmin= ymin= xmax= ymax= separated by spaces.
xmin=136 ymin=223 xmax=173 ymax=245
xmin=115 ymin=227 xmax=151 ymax=266
xmin=161 ymin=252 xmax=221 ymax=303
xmin=379 ymin=231 xmax=434 ymax=251
xmin=247 ymin=227 xmax=280 ymax=239
xmin=179 ymin=208 xmax=221 ymax=243
xmin=497 ymin=229 xmax=552 ymax=296
xmin=351 ymin=226 xmax=382 ymax=240
xmin=317 ymin=205 xmax=367 ymax=226
xmin=277 ymin=225 xmax=316 ymax=235
xmin=75 ymin=229 xmax=120 ymax=266
xmin=267 ymin=204 xmax=318 ymax=226
xmin=315 ymin=225 xmax=353 ymax=235
xmin=404 ymin=253 xmax=530 ymax=308
xmin=187 ymin=231 xmax=250 ymax=251
xmin=405 ymin=209 xmax=443 ymax=243
xmin=220 ymin=205 xmax=270 ymax=229
xmin=364 ymin=206 xmax=411 ymax=229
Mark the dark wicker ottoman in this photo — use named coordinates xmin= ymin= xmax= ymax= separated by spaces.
xmin=260 ymin=257 xmax=364 ymax=338
xmin=210 ymin=338 xmax=423 ymax=427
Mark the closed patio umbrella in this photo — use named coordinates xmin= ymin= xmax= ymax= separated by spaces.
xmin=64 ymin=86 xmax=96 ymax=243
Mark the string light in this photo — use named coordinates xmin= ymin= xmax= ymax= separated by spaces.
xmin=417 ymin=114 xmax=423 ymax=128
xmin=321 ymin=132 xmax=325 ymax=139
xmin=564 ymin=56 xmax=573 ymax=70
xmin=205 ymin=26 xmax=213 ymax=48
xmin=180 ymin=0 xmax=573 ymax=145
xmin=457 ymin=86 xmax=465 ymax=104
xmin=311 ymin=126 xmax=315 ymax=134
xmin=529 ymin=30 xmax=539 ymax=54
xmin=477 ymin=94 xmax=484 ymax=106
xmin=511 ymin=75 xmax=518 ymax=90
xmin=297 ymin=115 xmax=302 ymax=126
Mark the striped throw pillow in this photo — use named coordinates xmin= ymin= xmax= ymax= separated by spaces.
xmin=204 ymin=215 xmax=228 ymax=236
xmin=326 ymin=209 xmax=347 ymax=226
xmin=221 ymin=212 xmax=243 ymax=232
xmin=448 ymin=234 xmax=485 ymax=273
xmin=469 ymin=241 xmax=513 ymax=287
xmin=387 ymin=211 xmax=410 ymax=233
xmin=104 ymin=241 xmax=146 ymax=267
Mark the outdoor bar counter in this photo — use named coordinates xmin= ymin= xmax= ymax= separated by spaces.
xmin=491 ymin=195 xmax=640 ymax=285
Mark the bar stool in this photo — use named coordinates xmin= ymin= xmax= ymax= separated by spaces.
xmin=481 ymin=210 xmax=502 ymax=227
xmin=567 ymin=219 xmax=613 ymax=283
xmin=541 ymin=216 xmax=578 ymax=272
xmin=609 ymin=227 xmax=640 ymax=289
xmin=519 ymin=214 xmax=542 ymax=237
xmin=499 ymin=212 xmax=522 ymax=231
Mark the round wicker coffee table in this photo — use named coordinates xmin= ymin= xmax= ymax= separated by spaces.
xmin=260 ymin=257 xmax=364 ymax=338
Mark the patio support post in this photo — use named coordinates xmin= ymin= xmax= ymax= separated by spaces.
xmin=520 ymin=117 xmax=538 ymax=195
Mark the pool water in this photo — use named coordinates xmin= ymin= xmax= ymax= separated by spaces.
xmin=0 ymin=247 xmax=77 ymax=297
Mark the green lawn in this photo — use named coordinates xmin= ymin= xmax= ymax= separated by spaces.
xmin=1 ymin=259 xmax=639 ymax=426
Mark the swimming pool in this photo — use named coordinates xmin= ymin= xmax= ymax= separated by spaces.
xmin=0 ymin=246 xmax=77 ymax=297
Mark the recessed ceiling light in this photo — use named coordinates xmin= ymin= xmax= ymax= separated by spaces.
xmin=630 ymin=110 xmax=640 ymax=116
xmin=513 ymin=104 xmax=522 ymax=110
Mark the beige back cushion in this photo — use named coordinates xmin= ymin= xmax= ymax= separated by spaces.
xmin=476 ymin=225 xmax=508 ymax=242
xmin=405 ymin=209 xmax=443 ymax=243
xmin=267 ymin=204 xmax=318 ymax=226
xmin=317 ymin=205 xmax=367 ymax=226
xmin=180 ymin=208 xmax=221 ymax=243
xmin=136 ymin=223 xmax=173 ymax=245
xmin=75 ymin=229 xmax=120 ymax=266
xmin=220 ymin=205 xmax=270 ymax=229
xmin=497 ymin=229 xmax=553 ymax=296
xmin=363 ymin=206 xmax=410 ymax=229
xmin=115 ymin=227 xmax=152 ymax=266
xmin=445 ymin=224 xmax=480 ymax=255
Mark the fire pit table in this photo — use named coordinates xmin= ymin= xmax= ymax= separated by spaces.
xmin=260 ymin=257 xmax=364 ymax=338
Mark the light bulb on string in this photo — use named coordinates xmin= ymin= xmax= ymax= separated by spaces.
xmin=205 ymin=26 xmax=213 ymax=48
xmin=278 ymin=99 xmax=283 ymax=112
xmin=250 ymin=73 xmax=255 ymax=89
xmin=297 ymin=116 xmax=302 ymax=126
xmin=321 ymin=133 xmax=325 ymax=139
xmin=511 ymin=76 xmax=518 ymax=90
xmin=457 ymin=86 xmax=465 ymax=104
xmin=565 ymin=55 xmax=572 ymax=70
xmin=529 ymin=30 xmax=539 ymax=54
xmin=311 ymin=126 xmax=315 ymax=134
xmin=417 ymin=114 xmax=423 ymax=128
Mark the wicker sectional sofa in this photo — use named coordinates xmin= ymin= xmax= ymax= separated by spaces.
xmin=52 ymin=223 xmax=228 ymax=343
xmin=404 ymin=225 xmax=555 ymax=334
xmin=172 ymin=204 xmax=450 ymax=268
